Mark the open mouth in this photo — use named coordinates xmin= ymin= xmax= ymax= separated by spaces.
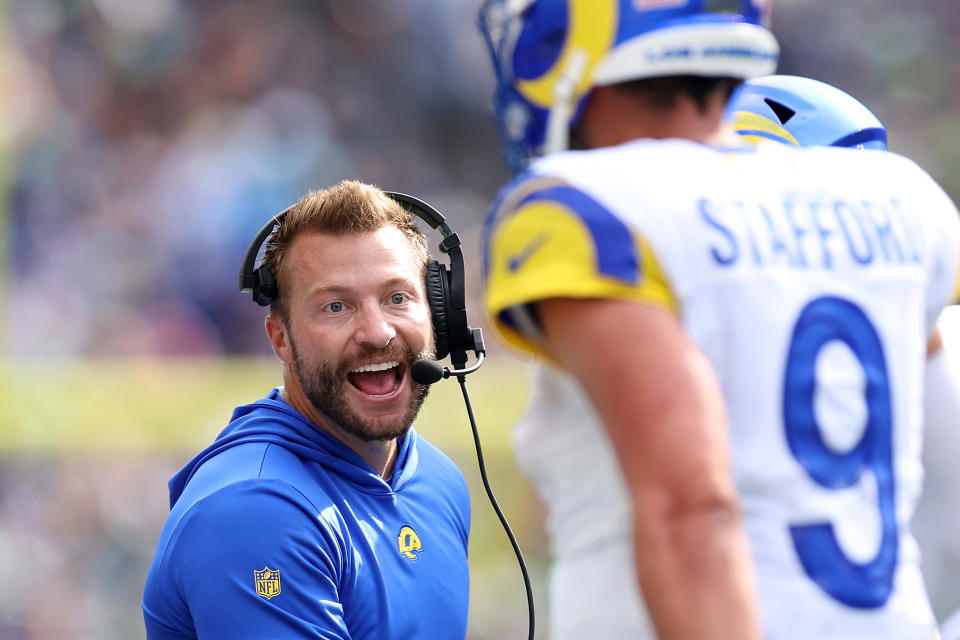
xmin=347 ymin=360 xmax=405 ymax=398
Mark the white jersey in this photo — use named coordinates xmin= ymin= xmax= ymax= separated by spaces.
xmin=483 ymin=139 xmax=960 ymax=639
xmin=913 ymin=306 xmax=960 ymax=624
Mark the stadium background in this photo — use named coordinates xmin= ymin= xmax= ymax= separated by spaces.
xmin=1 ymin=0 xmax=958 ymax=637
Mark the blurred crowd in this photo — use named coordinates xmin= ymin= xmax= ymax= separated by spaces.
xmin=5 ymin=0 xmax=506 ymax=357
xmin=5 ymin=0 xmax=960 ymax=358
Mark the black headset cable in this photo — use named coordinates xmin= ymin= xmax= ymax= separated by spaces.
xmin=456 ymin=373 xmax=535 ymax=640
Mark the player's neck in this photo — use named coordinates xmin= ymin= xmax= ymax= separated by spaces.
xmin=579 ymin=84 xmax=736 ymax=147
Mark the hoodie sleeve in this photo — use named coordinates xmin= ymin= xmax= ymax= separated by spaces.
xmin=145 ymin=479 xmax=352 ymax=640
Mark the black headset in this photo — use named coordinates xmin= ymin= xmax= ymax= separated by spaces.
xmin=238 ymin=191 xmax=480 ymax=369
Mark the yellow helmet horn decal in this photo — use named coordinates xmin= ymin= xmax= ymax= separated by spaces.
xmin=515 ymin=0 xmax=618 ymax=108
xmin=732 ymin=111 xmax=801 ymax=147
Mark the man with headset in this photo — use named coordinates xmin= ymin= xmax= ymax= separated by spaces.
xmin=142 ymin=180 xmax=471 ymax=639
xmin=478 ymin=2 xmax=960 ymax=639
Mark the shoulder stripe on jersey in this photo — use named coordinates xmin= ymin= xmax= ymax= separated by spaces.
xmin=481 ymin=173 xmax=564 ymax=282
xmin=516 ymin=185 xmax=639 ymax=285
xmin=482 ymin=177 xmax=676 ymax=359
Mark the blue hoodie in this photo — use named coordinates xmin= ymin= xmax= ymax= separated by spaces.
xmin=143 ymin=388 xmax=470 ymax=639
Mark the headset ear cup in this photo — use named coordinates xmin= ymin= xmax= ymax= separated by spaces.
xmin=424 ymin=261 xmax=450 ymax=360
xmin=252 ymin=265 xmax=277 ymax=307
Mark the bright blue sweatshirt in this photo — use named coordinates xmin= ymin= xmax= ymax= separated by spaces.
xmin=142 ymin=388 xmax=470 ymax=639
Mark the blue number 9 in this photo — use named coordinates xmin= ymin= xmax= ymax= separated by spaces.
xmin=783 ymin=295 xmax=897 ymax=609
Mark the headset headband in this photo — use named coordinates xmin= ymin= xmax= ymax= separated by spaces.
xmin=238 ymin=190 xmax=473 ymax=368
xmin=238 ymin=191 xmax=462 ymax=300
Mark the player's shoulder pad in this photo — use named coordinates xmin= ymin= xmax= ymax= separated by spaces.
xmin=482 ymin=166 xmax=676 ymax=359
xmin=482 ymin=168 xmax=640 ymax=285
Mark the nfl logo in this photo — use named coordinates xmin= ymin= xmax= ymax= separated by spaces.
xmin=254 ymin=567 xmax=281 ymax=600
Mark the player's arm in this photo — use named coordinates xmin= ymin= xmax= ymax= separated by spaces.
xmin=923 ymin=321 xmax=960 ymax=465
xmin=914 ymin=312 xmax=960 ymax=622
xmin=921 ymin=164 xmax=960 ymax=359
xmin=483 ymin=177 xmax=760 ymax=637
xmin=538 ymin=296 xmax=761 ymax=640
xmin=928 ymin=326 xmax=943 ymax=356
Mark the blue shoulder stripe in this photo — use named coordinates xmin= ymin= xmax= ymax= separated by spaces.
xmin=516 ymin=185 xmax=639 ymax=285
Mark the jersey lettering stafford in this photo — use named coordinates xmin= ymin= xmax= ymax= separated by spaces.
xmin=483 ymin=139 xmax=960 ymax=639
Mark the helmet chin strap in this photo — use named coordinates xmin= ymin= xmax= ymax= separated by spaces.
xmin=543 ymin=48 xmax=589 ymax=156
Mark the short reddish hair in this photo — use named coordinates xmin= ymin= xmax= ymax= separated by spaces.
xmin=261 ymin=180 xmax=429 ymax=321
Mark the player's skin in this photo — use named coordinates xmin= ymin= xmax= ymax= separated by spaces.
xmin=536 ymin=84 xmax=763 ymax=640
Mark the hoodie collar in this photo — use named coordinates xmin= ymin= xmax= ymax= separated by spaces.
xmin=168 ymin=388 xmax=419 ymax=507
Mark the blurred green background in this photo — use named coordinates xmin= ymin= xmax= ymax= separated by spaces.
xmin=2 ymin=0 xmax=960 ymax=637
xmin=0 ymin=357 xmax=545 ymax=639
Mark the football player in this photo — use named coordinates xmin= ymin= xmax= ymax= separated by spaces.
xmin=478 ymin=2 xmax=960 ymax=639
xmin=730 ymin=74 xmax=960 ymax=636
xmin=729 ymin=74 xmax=888 ymax=150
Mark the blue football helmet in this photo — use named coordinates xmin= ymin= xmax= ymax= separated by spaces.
xmin=729 ymin=74 xmax=887 ymax=149
xmin=478 ymin=0 xmax=780 ymax=172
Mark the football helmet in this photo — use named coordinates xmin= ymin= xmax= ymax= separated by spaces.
xmin=478 ymin=0 xmax=780 ymax=171
xmin=729 ymin=74 xmax=887 ymax=149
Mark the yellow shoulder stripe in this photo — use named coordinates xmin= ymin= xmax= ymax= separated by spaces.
xmin=484 ymin=195 xmax=676 ymax=358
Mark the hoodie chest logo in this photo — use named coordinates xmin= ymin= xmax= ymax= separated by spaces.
xmin=254 ymin=567 xmax=281 ymax=599
xmin=398 ymin=526 xmax=422 ymax=560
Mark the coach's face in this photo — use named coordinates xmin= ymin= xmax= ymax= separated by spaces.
xmin=267 ymin=226 xmax=433 ymax=444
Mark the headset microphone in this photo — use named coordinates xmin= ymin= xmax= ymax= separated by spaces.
xmin=411 ymin=352 xmax=486 ymax=384
xmin=413 ymin=329 xmax=487 ymax=385
xmin=411 ymin=360 xmax=446 ymax=385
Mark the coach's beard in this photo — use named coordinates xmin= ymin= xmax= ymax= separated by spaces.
xmin=291 ymin=340 xmax=432 ymax=443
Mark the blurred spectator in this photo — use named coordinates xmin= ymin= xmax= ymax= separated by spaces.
xmin=5 ymin=0 xmax=506 ymax=357
xmin=6 ymin=0 xmax=959 ymax=358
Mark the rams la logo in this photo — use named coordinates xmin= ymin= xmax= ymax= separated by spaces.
xmin=397 ymin=526 xmax=422 ymax=560
xmin=254 ymin=567 xmax=281 ymax=600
